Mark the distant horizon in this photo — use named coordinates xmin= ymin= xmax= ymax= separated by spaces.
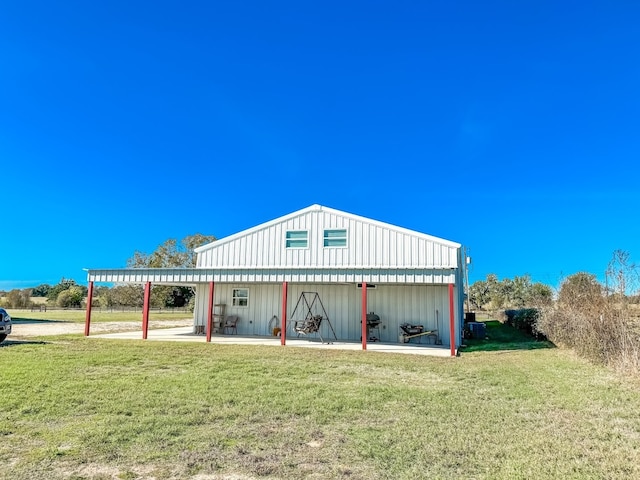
xmin=0 ymin=260 xmax=621 ymax=293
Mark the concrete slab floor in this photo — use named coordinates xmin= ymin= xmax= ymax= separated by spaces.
xmin=90 ymin=326 xmax=456 ymax=357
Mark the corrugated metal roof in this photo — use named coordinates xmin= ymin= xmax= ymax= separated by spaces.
xmin=86 ymin=267 xmax=457 ymax=285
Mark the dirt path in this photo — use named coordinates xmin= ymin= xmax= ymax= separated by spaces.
xmin=10 ymin=319 xmax=193 ymax=337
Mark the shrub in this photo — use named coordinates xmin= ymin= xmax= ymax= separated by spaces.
xmin=56 ymin=286 xmax=85 ymax=308
xmin=504 ymin=308 xmax=545 ymax=340
xmin=3 ymin=289 xmax=33 ymax=309
xmin=537 ymin=271 xmax=640 ymax=374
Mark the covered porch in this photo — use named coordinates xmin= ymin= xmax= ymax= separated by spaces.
xmin=85 ymin=268 xmax=460 ymax=356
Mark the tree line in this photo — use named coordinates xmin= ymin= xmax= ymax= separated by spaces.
xmin=468 ymin=274 xmax=553 ymax=310
xmin=0 ymin=234 xmax=215 ymax=309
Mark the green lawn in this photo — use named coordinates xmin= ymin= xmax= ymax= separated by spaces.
xmin=461 ymin=320 xmax=554 ymax=352
xmin=2 ymin=333 xmax=640 ymax=479
xmin=9 ymin=309 xmax=191 ymax=324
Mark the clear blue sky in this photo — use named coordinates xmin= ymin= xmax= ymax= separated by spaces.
xmin=2 ymin=0 xmax=639 ymax=291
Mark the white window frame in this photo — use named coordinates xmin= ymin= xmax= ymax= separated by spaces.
xmin=285 ymin=230 xmax=308 ymax=249
xmin=324 ymin=229 xmax=348 ymax=248
xmin=232 ymin=288 xmax=249 ymax=307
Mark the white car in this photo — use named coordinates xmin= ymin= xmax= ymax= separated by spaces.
xmin=0 ymin=308 xmax=12 ymax=343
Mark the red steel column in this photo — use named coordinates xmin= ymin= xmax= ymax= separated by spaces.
xmin=449 ymin=283 xmax=456 ymax=356
xmin=361 ymin=282 xmax=367 ymax=350
xmin=142 ymin=281 xmax=151 ymax=340
xmin=84 ymin=281 xmax=94 ymax=336
xmin=281 ymin=281 xmax=288 ymax=346
xmin=206 ymin=281 xmax=215 ymax=343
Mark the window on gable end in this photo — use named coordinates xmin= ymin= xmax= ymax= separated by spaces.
xmin=286 ymin=231 xmax=308 ymax=248
xmin=324 ymin=229 xmax=347 ymax=247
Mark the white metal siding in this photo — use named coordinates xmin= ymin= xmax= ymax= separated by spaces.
xmin=196 ymin=209 xmax=459 ymax=270
xmin=193 ymin=282 xmax=455 ymax=345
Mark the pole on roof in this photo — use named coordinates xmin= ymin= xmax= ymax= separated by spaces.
xmin=142 ymin=281 xmax=151 ymax=340
xmin=84 ymin=281 xmax=94 ymax=336
xmin=281 ymin=281 xmax=288 ymax=346
xmin=449 ymin=283 xmax=456 ymax=356
xmin=361 ymin=282 xmax=367 ymax=350
xmin=206 ymin=281 xmax=215 ymax=343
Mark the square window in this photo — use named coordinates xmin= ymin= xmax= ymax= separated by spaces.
xmin=232 ymin=288 xmax=249 ymax=307
xmin=286 ymin=230 xmax=308 ymax=248
xmin=324 ymin=229 xmax=347 ymax=247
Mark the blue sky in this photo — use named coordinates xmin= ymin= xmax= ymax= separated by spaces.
xmin=2 ymin=0 xmax=639 ymax=291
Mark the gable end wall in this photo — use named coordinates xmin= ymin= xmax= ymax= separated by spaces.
xmin=197 ymin=210 xmax=459 ymax=269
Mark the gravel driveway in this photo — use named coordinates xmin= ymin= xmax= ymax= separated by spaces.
xmin=10 ymin=319 xmax=193 ymax=337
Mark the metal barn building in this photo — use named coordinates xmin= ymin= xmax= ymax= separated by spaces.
xmin=86 ymin=205 xmax=467 ymax=354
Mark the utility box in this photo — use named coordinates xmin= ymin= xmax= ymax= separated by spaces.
xmin=464 ymin=312 xmax=476 ymax=323
xmin=467 ymin=322 xmax=486 ymax=339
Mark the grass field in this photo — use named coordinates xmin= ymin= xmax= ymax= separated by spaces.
xmin=9 ymin=309 xmax=192 ymax=324
xmin=461 ymin=320 xmax=554 ymax=352
xmin=2 ymin=314 xmax=640 ymax=479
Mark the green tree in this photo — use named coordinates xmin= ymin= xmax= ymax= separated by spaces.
xmin=127 ymin=233 xmax=215 ymax=269
xmin=97 ymin=285 xmax=148 ymax=308
xmin=56 ymin=286 xmax=85 ymax=308
xmin=469 ymin=279 xmax=490 ymax=309
xmin=31 ymin=284 xmax=51 ymax=297
xmin=126 ymin=234 xmax=216 ymax=308
xmin=47 ymin=279 xmax=87 ymax=304
xmin=511 ymin=275 xmax=533 ymax=308
xmin=469 ymin=274 xmax=554 ymax=310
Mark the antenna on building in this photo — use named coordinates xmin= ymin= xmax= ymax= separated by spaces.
xmin=464 ymin=247 xmax=472 ymax=313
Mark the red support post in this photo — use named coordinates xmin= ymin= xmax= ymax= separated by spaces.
xmin=206 ymin=281 xmax=215 ymax=343
xmin=84 ymin=281 xmax=94 ymax=337
xmin=142 ymin=281 xmax=151 ymax=340
xmin=449 ymin=283 xmax=456 ymax=356
xmin=361 ymin=282 xmax=367 ymax=350
xmin=281 ymin=281 xmax=288 ymax=346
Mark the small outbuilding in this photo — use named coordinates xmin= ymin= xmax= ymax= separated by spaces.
xmin=86 ymin=205 xmax=467 ymax=354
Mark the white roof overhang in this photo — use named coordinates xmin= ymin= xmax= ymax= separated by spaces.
xmin=87 ymin=267 xmax=459 ymax=285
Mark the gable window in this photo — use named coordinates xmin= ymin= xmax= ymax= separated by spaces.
xmin=232 ymin=288 xmax=249 ymax=307
xmin=324 ymin=229 xmax=347 ymax=247
xmin=286 ymin=231 xmax=308 ymax=248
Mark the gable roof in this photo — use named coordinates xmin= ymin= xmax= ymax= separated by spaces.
xmin=87 ymin=206 xmax=464 ymax=285
xmin=195 ymin=204 xmax=460 ymax=253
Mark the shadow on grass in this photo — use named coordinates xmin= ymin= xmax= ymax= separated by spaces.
xmin=0 ymin=339 xmax=50 ymax=348
xmin=460 ymin=320 xmax=555 ymax=353
xmin=11 ymin=318 xmax=68 ymax=324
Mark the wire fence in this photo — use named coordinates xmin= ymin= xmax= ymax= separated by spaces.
xmin=28 ymin=305 xmax=191 ymax=314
